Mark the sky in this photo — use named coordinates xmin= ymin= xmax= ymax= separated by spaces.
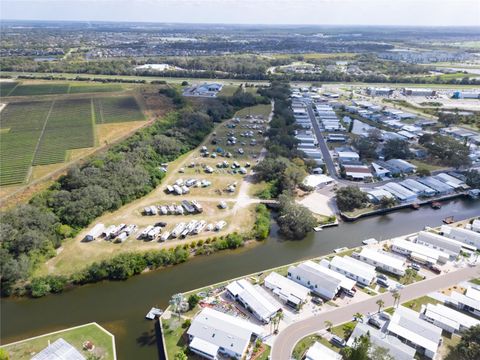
xmin=1 ymin=0 xmax=479 ymax=27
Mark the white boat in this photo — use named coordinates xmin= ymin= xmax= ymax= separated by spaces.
xmin=313 ymin=226 xmax=323 ymax=232
xmin=334 ymin=247 xmax=349 ymax=253
xmin=362 ymin=238 xmax=378 ymax=245
xmin=145 ymin=307 xmax=163 ymax=320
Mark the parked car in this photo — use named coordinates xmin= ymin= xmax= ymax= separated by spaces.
xmin=330 ymin=335 xmax=346 ymax=348
xmin=368 ymin=317 xmax=382 ymax=329
xmin=429 ymin=265 xmax=441 ymax=274
xmin=311 ymin=297 xmax=323 ymax=305
xmin=376 ymin=278 xmax=389 ymax=288
xmin=379 ymin=311 xmax=391 ymax=320
xmin=343 ymin=288 xmax=355 ymax=297
xmin=377 ymin=273 xmax=388 ymax=281
xmin=410 ymin=263 xmax=421 ymax=271
xmin=155 ymin=222 xmax=167 ymax=227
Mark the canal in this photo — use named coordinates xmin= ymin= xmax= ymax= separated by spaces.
xmin=1 ymin=198 xmax=479 ymax=359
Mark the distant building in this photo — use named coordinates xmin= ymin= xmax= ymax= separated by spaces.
xmin=452 ymin=91 xmax=480 ymax=99
xmin=32 ymin=338 xmax=85 ymax=360
xmin=403 ymin=88 xmax=437 ymax=97
xmin=187 ymin=308 xmax=264 ymax=360
xmin=385 ymin=159 xmax=417 ymax=174
xmin=367 ymin=87 xmax=393 ymax=96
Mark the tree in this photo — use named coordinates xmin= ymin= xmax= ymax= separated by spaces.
xmin=402 ymin=269 xmax=418 ymax=285
xmin=343 ymin=322 xmax=356 ymax=338
xmin=352 ymin=135 xmax=378 ymax=160
xmin=353 ymin=312 xmax=363 ymax=322
xmin=421 ymin=134 xmax=470 ymax=168
xmin=447 ymin=324 xmax=480 ymax=360
xmin=370 ymin=345 xmax=395 ymax=360
xmin=173 ymin=351 xmax=188 ymax=360
xmin=379 ymin=196 xmax=397 ymax=209
xmin=382 ymin=139 xmax=412 ymax=160
xmin=343 ymin=334 xmax=370 ymax=360
xmin=464 ymin=170 xmax=480 ymax=189
xmin=392 ymin=291 xmax=401 ymax=308
xmin=188 ymin=294 xmax=200 ymax=310
xmin=438 ymin=112 xmax=460 ymax=127
xmin=277 ymin=194 xmax=317 ymax=239
xmin=336 ymin=186 xmax=369 ymax=212
xmin=376 ymin=299 xmax=385 ymax=313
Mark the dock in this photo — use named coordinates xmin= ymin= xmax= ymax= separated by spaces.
xmin=146 ymin=307 xmax=163 ymax=320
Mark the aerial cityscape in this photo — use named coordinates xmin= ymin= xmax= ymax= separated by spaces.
xmin=0 ymin=1 xmax=480 ymax=360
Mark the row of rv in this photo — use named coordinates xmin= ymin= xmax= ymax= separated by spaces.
xmin=366 ymin=172 xmax=468 ymax=203
xmin=292 ymin=99 xmax=324 ymax=165
xmin=138 ymin=220 xmax=228 ymax=242
xmin=83 ymin=223 xmax=137 ymax=243
xmin=165 ymin=178 xmax=212 ymax=195
xmin=143 ymin=200 xmax=203 ymax=216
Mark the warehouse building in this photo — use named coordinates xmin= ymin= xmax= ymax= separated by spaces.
xmin=328 ymin=256 xmax=376 ymax=286
xmin=403 ymin=88 xmax=437 ymax=97
xmin=417 ymin=177 xmax=454 ymax=195
xmin=264 ymin=271 xmax=310 ymax=310
xmin=441 ymin=225 xmax=480 ymax=250
xmin=415 ymin=231 xmax=463 ymax=259
xmin=387 ymin=306 xmax=442 ymax=359
xmin=391 ymin=238 xmax=449 ymax=265
xmin=366 ymin=188 xmax=395 ymax=203
xmin=187 ymin=308 xmax=264 ymax=360
xmin=399 ymin=179 xmax=436 ymax=197
xmin=385 ymin=159 xmax=417 ymax=174
xmin=380 ymin=182 xmax=417 ymax=202
xmin=355 ymin=248 xmax=406 ymax=276
xmin=434 ymin=173 xmax=467 ymax=190
xmin=226 ymin=279 xmax=281 ymax=323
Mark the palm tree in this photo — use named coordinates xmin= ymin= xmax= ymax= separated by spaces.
xmin=324 ymin=320 xmax=333 ymax=331
xmin=376 ymin=299 xmax=385 ymax=313
xmin=392 ymin=291 xmax=401 ymax=308
xmin=274 ymin=311 xmax=284 ymax=333
xmin=353 ymin=312 xmax=363 ymax=322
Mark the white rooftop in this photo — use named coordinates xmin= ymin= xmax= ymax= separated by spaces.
xmin=305 ymin=341 xmax=342 ymax=360
xmin=424 ymin=303 xmax=480 ymax=330
xmin=32 ymin=338 xmax=85 ymax=360
xmin=387 ymin=306 xmax=442 ymax=355
xmin=330 ymin=256 xmax=377 ymax=282
xmin=359 ymin=248 xmax=405 ymax=271
xmin=264 ymin=271 xmax=310 ymax=303
xmin=392 ymin=238 xmax=448 ymax=262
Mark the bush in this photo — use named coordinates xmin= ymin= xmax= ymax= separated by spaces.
xmin=252 ymin=204 xmax=270 ymax=240
xmin=188 ymin=294 xmax=200 ymax=310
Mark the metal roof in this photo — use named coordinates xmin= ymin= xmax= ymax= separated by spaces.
xmin=329 ymin=256 xmax=377 ymax=283
xmin=32 ymin=338 xmax=85 ymax=360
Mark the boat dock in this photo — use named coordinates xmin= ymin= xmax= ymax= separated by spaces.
xmin=146 ymin=307 xmax=163 ymax=320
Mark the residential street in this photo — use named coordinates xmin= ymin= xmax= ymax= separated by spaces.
xmin=270 ymin=264 xmax=480 ymax=360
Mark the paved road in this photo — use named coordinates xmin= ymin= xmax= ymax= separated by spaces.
xmin=306 ymin=104 xmax=338 ymax=179
xmin=271 ymin=264 xmax=480 ymax=360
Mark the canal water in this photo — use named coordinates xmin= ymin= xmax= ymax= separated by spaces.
xmin=1 ymin=198 xmax=479 ymax=359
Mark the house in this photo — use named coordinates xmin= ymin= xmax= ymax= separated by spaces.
xmin=287 ymin=261 xmax=343 ymax=300
xmin=473 ymin=219 xmax=480 ymax=233
xmin=399 ymin=179 xmax=436 ymax=197
xmin=390 ymin=238 xmax=449 ymax=265
xmin=420 ymin=303 xmax=480 ymax=333
xmin=415 ymin=231 xmax=463 ymax=259
xmin=226 ymin=279 xmax=281 ymax=323
xmin=355 ymin=248 xmax=406 ymax=276
xmin=328 ymin=256 xmax=376 ymax=286
xmin=264 ymin=271 xmax=310 ymax=309
xmin=366 ymin=188 xmax=395 ymax=203
xmin=187 ymin=308 xmax=264 ymax=360
xmin=385 ymin=159 xmax=417 ymax=174
xmin=446 ymin=287 xmax=480 ymax=317
xmin=387 ymin=306 xmax=442 ymax=359
xmin=32 ymin=338 xmax=85 ymax=360
xmin=343 ymin=165 xmax=373 ymax=181
xmin=417 ymin=177 xmax=454 ymax=195
xmin=372 ymin=160 xmax=402 ymax=176
xmin=380 ymin=182 xmax=417 ymax=203
xmin=305 ymin=341 xmax=342 ymax=360
xmin=441 ymin=225 xmax=480 ymax=250
xmin=347 ymin=322 xmax=416 ymax=360
xmin=371 ymin=162 xmax=391 ymax=179
xmin=84 ymin=223 xmax=105 ymax=242
xmin=337 ymin=151 xmax=360 ymax=163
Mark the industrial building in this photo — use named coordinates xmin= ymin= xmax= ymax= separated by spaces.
xmin=355 ymin=248 xmax=406 ymax=276
xmin=417 ymin=177 xmax=454 ymax=195
xmin=399 ymin=179 xmax=436 ymax=197
xmin=387 ymin=306 xmax=442 ymax=359
xmin=226 ymin=279 xmax=281 ymax=323
xmin=403 ymin=88 xmax=437 ymax=97
xmin=263 ymin=271 xmax=310 ymax=309
xmin=434 ymin=173 xmax=467 ymax=190
xmin=380 ymin=182 xmax=417 ymax=203
xmin=366 ymin=188 xmax=395 ymax=203
xmin=385 ymin=159 xmax=417 ymax=174
xmin=328 ymin=256 xmax=376 ymax=286
xmin=187 ymin=308 xmax=264 ymax=360
xmin=390 ymin=238 xmax=449 ymax=265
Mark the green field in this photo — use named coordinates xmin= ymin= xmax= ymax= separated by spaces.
xmin=0 ymin=81 xmax=18 ymax=96
xmin=94 ymin=96 xmax=145 ymax=123
xmin=0 ymin=95 xmax=145 ymax=185
xmin=9 ymin=83 xmax=70 ymax=96
xmin=1 ymin=323 xmax=115 ymax=360
xmin=69 ymin=83 xmax=123 ymax=94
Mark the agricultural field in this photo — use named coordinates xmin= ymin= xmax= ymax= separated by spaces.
xmin=0 ymin=95 xmax=145 ymax=186
xmin=0 ymin=81 xmax=18 ymax=96
xmin=9 ymin=83 xmax=70 ymax=96
xmin=69 ymin=83 xmax=123 ymax=93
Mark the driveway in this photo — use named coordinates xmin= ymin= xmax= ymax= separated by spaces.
xmin=270 ymin=264 xmax=480 ymax=360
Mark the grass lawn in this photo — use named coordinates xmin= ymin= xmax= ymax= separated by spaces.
xmin=234 ymin=104 xmax=272 ymax=119
xmin=402 ymin=295 xmax=440 ymax=312
xmin=162 ymin=317 xmax=189 ymax=360
xmin=470 ymin=278 xmax=480 ymax=286
xmin=330 ymin=321 xmax=356 ymax=339
xmin=383 ymin=307 xmax=395 ymax=315
xmin=218 ymin=85 xmax=240 ymax=97
xmin=292 ymin=334 xmax=323 ymax=360
xmin=359 ymin=287 xmax=377 ymax=296
xmin=409 ymin=159 xmax=446 ymax=173
xmin=254 ymin=344 xmax=271 ymax=360
xmin=1 ymin=323 xmax=115 ymax=360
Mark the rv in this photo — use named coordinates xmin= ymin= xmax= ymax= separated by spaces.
xmin=171 ymin=222 xmax=187 ymax=238
xmin=215 ymin=221 xmax=227 ymax=231
xmin=138 ymin=225 xmax=154 ymax=239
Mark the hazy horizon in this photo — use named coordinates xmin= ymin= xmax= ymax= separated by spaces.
xmin=1 ymin=0 xmax=479 ymax=27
